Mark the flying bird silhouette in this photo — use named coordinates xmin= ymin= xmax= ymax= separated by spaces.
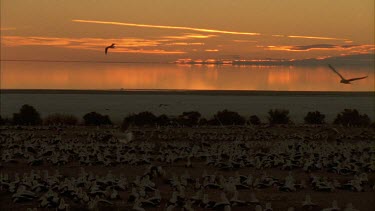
xmin=105 ymin=43 xmax=116 ymax=55
xmin=328 ymin=64 xmax=368 ymax=84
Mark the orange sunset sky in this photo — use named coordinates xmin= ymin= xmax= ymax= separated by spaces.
xmin=1 ymin=0 xmax=374 ymax=62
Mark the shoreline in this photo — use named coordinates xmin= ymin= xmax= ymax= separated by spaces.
xmin=1 ymin=89 xmax=374 ymax=97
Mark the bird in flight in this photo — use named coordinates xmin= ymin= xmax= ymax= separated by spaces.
xmin=105 ymin=43 xmax=116 ymax=55
xmin=328 ymin=64 xmax=368 ymax=84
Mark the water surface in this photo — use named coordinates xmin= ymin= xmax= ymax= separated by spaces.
xmin=1 ymin=62 xmax=374 ymax=91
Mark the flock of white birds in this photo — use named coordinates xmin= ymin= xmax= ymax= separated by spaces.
xmin=0 ymin=125 xmax=374 ymax=211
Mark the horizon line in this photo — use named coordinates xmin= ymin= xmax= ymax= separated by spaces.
xmin=1 ymin=58 xmax=374 ymax=66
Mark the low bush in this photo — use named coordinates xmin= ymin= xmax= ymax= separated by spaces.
xmin=198 ymin=118 xmax=208 ymax=126
xmin=178 ymin=111 xmax=201 ymax=126
xmin=333 ymin=109 xmax=371 ymax=127
xmin=249 ymin=115 xmax=261 ymax=125
xmin=44 ymin=113 xmax=78 ymax=125
xmin=268 ymin=109 xmax=291 ymax=124
xmin=304 ymin=111 xmax=325 ymax=124
xmin=122 ymin=111 xmax=157 ymax=127
xmin=207 ymin=118 xmax=220 ymax=126
xmin=13 ymin=104 xmax=42 ymax=125
xmin=167 ymin=116 xmax=183 ymax=127
xmin=83 ymin=112 xmax=112 ymax=126
xmin=0 ymin=116 xmax=12 ymax=125
xmin=212 ymin=109 xmax=246 ymax=125
xmin=156 ymin=114 xmax=170 ymax=126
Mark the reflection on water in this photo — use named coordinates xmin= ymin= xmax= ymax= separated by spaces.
xmin=1 ymin=62 xmax=374 ymax=91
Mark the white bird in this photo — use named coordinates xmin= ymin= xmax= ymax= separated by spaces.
xmin=302 ymin=194 xmax=318 ymax=209
xmin=328 ymin=64 xmax=368 ymax=84
xmin=255 ymin=205 xmax=263 ymax=211
xmin=344 ymin=203 xmax=359 ymax=211
xmin=105 ymin=43 xmax=116 ymax=55
xmin=322 ymin=200 xmax=340 ymax=211
xmin=229 ymin=190 xmax=247 ymax=206
xmin=119 ymin=131 xmax=133 ymax=144
xmin=249 ymin=192 xmax=260 ymax=204
xmin=132 ymin=198 xmax=145 ymax=211
xmin=185 ymin=155 xmax=193 ymax=167
xmin=213 ymin=192 xmax=230 ymax=209
xmin=57 ymin=198 xmax=69 ymax=210
xmin=264 ymin=202 xmax=273 ymax=211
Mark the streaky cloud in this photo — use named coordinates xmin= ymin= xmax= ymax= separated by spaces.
xmin=290 ymin=44 xmax=357 ymax=51
xmin=266 ymin=44 xmax=374 ymax=54
xmin=112 ymin=49 xmax=186 ymax=54
xmin=1 ymin=36 xmax=160 ymax=47
xmin=205 ymin=49 xmax=219 ymax=52
xmin=165 ymin=42 xmax=204 ymax=46
xmin=0 ymin=27 xmax=16 ymax=31
xmin=287 ymin=35 xmax=349 ymax=41
xmin=72 ymin=19 xmax=351 ymax=43
xmin=233 ymin=40 xmax=258 ymax=43
xmin=271 ymin=35 xmax=285 ymax=37
xmin=64 ymin=45 xmax=186 ymax=54
xmin=163 ymin=34 xmax=217 ymax=40
xmin=72 ymin=19 xmax=261 ymax=36
xmin=1 ymin=36 xmax=186 ymax=54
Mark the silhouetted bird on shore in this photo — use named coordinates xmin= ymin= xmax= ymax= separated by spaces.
xmin=105 ymin=43 xmax=116 ymax=55
xmin=328 ymin=64 xmax=368 ymax=84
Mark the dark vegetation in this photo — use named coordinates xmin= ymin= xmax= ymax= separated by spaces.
xmin=213 ymin=109 xmax=246 ymax=125
xmin=268 ymin=109 xmax=292 ymax=124
xmin=1 ymin=104 xmax=373 ymax=127
xmin=178 ymin=111 xmax=201 ymax=126
xmin=122 ymin=111 xmax=202 ymax=129
xmin=12 ymin=104 xmax=42 ymax=125
xmin=333 ymin=109 xmax=371 ymax=127
xmin=122 ymin=112 xmax=157 ymax=129
xmin=0 ymin=115 xmax=12 ymax=125
xmin=83 ymin=112 xmax=112 ymax=126
xmin=198 ymin=118 xmax=209 ymax=126
xmin=304 ymin=111 xmax=326 ymax=124
xmin=155 ymin=114 xmax=170 ymax=126
xmin=249 ymin=115 xmax=261 ymax=125
xmin=44 ymin=113 xmax=78 ymax=125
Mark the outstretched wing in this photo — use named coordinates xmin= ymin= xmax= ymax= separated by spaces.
xmin=347 ymin=76 xmax=368 ymax=82
xmin=328 ymin=64 xmax=345 ymax=80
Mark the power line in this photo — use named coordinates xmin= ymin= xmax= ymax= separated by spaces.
xmin=0 ymin=59 xmax=172 ymax=64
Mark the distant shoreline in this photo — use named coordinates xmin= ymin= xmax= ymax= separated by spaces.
xmin=1 ymin=89 xmax=374 ymax=97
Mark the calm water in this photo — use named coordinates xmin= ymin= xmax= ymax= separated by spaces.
xmin=1 ymin=61 xmax=374 ymax=91
xmin=1 ymin=62 xmax=374 ymax=123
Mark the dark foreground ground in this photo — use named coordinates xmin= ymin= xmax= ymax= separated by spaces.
xmin=0 ymin=125 xmax=374 ymax=210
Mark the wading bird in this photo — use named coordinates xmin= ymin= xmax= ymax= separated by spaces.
xmin=328 ymin=64 xmax=368 ymax=84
